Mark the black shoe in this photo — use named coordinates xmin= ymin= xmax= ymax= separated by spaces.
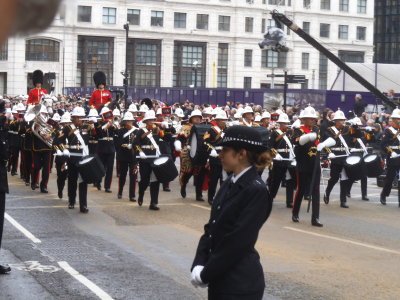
xmin=31 ymin=183 xmax=37 ymax=190
xmin=340 ymin=202 xmax=349 ymax=208
xmin=25 ymin=181 xmax=30 ymax=186
xmin=68 ymin=204 xmax=74 ymax=209
xmin=180 ymin=186 xmax=186 ymax=198
xmin=362 ymin=196 xmax=369 ymax=201
xmin=286 ymin=203 xmax=293 ymax=208
xmin=117 ymin=193 xmax=122 ymax=199
xmin=0 ymin=264 xmax=11 ymax=274
xmin=346 ymin=193 xmax=351 ymax=198
xmin=58 ymin=191 xmax=63 ymax=199
xmin=163 ymin=187 xmax=171 ymax=192
xmin=149 ymin=205 xmax=160 ymax=211
xmin=40 ymin=188 xmax=48 ymax=194
xmin=196 ymin=196 xmax=205 ymax=202
xmin=323 ymin=193 xmax=329 ymax=204
xmin=80 ymin=207 xmax=89 ymax=213
xmin=138 ymin=195 xmax=143 ymax=206
xmin=105 ymin=189 xmax=112 ymax=193
xmin=292 ymin=215 xmax=299 ymax=223
xmin=208 ymin=199 xmax=213 ymax=206
xmin=11 ymin=172 xmax=17 ymax=176
xmin=129 ymin=197 xmax=136 ymax=202
xmin=312 ymin=217 xmax=323 ymax=227
xmin=96 ymin=183 xmax=101 ymax=191
xmin=380 ymin=195 xmax=386 ymax=205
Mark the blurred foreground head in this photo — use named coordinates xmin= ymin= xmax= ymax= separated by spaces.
xmin=0 ymin=0 xmax=61 ymax=45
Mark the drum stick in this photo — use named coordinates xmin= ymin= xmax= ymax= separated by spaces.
xmin=54 ymin=153 xmax=84 ymax=157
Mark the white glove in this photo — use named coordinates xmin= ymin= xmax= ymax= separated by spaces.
xmin=174 ymin=140 xmax=182 ymax=152
xmin=391 ymin=152 xmax=400 ymax=158
xmin=210 ymin=149 xmax=218 ymax=158
xmin=350 ymin=148 xmax=357 ymax=153
xmin=191 ymin=265 xmax=207 ymax=288
xmin=299 ymin=132 xmax=317 ymax=146
xmin=162 ymin=121 xmax=169 ymax=129
xmin=317 ymin=143 xmax=324 ymax=152
xmin=139 ymin=151 xmax=147 ymax=159
xmin=127 ymin=144 xmax=132 ymax=150
xmin=328 ymin=153 xmax=336 ymax=159
xmin=63 ymin=149 xmax=70 ymax=157
xmin=56 ymin=149 xmax=63 ymax=156
xmin=274 ymin=153 xmax=283 ymax=161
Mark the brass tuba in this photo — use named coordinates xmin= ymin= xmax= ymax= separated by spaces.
xmin=25 ymin=104 xmax=54 ymax=148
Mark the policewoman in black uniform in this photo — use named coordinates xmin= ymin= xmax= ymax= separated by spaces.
xmin=191 ymin=126 xmax=272 ymax=300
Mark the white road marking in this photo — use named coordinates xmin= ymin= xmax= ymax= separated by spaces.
xmin=9 ymin=261 xmax=60 ymax=273
xmin=58 ymin=261 xmax=114 ymax=300
xmin=190 ymin=204 xmax=211 ymax=211
xmin=5 ymin=213 xmax=41 ymax=244
xmin=284 ymin=226 xmax=400 ymax=255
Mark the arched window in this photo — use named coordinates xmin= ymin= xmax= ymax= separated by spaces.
xmin=26 ymin=38 xmax=60 ymax=62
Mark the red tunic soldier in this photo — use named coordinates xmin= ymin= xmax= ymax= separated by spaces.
xmin=89 ymin=71 xmax=112 ymax=110
xmin=27 ymin=70 xmax=48 ymax=106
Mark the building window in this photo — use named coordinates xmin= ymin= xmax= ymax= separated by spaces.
xmin=127 ymin=9 xmax=140 ymax=25
xmin=261 ymin=18 xmax=266 ymax=33
xmin=357 ymin=26 xmax=366 ymax=40
xmin=303 ymin=0 xmax=311 ymax=8
xmin=127 ymin=39 xmax=161 ymax=87
xmin=174 ymin=12 xmax=186 ymax=29
xmin=244 ymin=49 xmax=253 ymax=67
xmin=339 ymin=0 xmax=349 ymax=12
xmin=319 ymin=53 xmax=328 ymax=90
xmin=302 ymin=53 xmax=309 ymax=70
xmin=267 ymin=19 xmax=276 ymax=30
xmin=245 ymin=17 xmax=254 ymax=33
xmin=357 ymin=0 xmax=367 ymax=14
xmin=77 ymin=36 xmax=114 ymax=86
xmin=338 ymin=25 xmax=348 ymax=39
xmin=320 ymin=23 xmax=330 ymax=38
xmin=303 ymin=22 xmax=310 ymax=34
xmin=338 ymin=50 xmax=365 ymax=63
xmin=173 ymin=41 xmax=206 ymax=87
xmin=244 ymin=77 xmax=252 ymax=89
xmin=218 ymin=16 xmax=231 ymax=32
xmin=320 ymin=0 xmax=330 ymax=10
xmin=103 ymin=7 xmax=116 ymax=24
xmin=196 ymin=14 xmax=209 ymax=30
xmin=151 ymin=11 xmax=164 ymax=27
xmin=269 ymin=0 xmax=285 ymax=4
xmin=261 ymin=50 xmax=287 ymax=68
xmin=217 ymin=43 xmax=228 ymax=88
xmin=26 ymin=39 xmax=60 ymax=62
xmin=78 ymin=6 xmax=91 ymax=22
xmin=0 ymin=41 xmax=8 ymax=61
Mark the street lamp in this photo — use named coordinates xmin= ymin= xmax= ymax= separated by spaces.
xmin=283 ymin=67 xmax=288 ymax=111
xmin=123 ymin=23 xmax=130 ymax=109
xmin=192 ymin=60 xmax=199 ymax=88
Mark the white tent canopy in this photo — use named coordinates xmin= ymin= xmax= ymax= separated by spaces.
xmin=331 ymin=63 xmax=400 ymax=92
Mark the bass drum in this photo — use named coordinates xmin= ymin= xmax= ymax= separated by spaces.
xmin=364 ymin=154 xmax=383 ymax=178
xmin=78 ymin=155 xmax=106 ymax=184
xmin=189 ymin=124 xmax=212 ymax=165
xmin=151 ymin=156 xmax=178 ymax=183
xmin=344 ymin=155 xmax=365 ymax=181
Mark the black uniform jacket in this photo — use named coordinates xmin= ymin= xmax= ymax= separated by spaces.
xmin=192 ymin=167 xmax=272 ymax=294
xmin=381 ymin=126 xmax=400 ymax=160
xmin=203 ymin=125 xmax=224 ymax=165
xmin=292 ymin=125 xmax=320 ymax=173
xmin=116 ymin=126 xmax=138 ymax=163
xmin=0 ymin=116 xmax=8 ymax=193
xmin=268 ymin=128 xmax=294 ymax=167
xmin=95 ymin=122 xmax=116 ymax=154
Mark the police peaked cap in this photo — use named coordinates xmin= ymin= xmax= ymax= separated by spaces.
xmin=221 ymin=126 xmax=267 ymax=153
xmin=32 ymin=70 xmax=44 ymax=85
xmin=93 ymin=71 xmax=107 ymax=88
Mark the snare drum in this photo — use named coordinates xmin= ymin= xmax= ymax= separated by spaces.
xmin=189 ymin=124 xmax=212 ymax=165
xmin=78 ymin=155 xmax=106 ymax=184
xmin=363 ymin=154 xmax=383 ymax=178
xmin=344 ymin=155 xmax=365 ymax=181
xmin=151 ymin=156 xmax=178 ymax=183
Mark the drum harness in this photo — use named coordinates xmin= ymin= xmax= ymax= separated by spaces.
xmin=330 ymin=127 xmax=350 ymax=157
xmin=70 ymin=124 xmax=89 ymax=157
xmin=388 ymin=127 xmax=400 ymax=157
xmin=276 ymin=129 xmax=295 ymax=161
xmin=139 ymin=128 xmax=161 ymax=158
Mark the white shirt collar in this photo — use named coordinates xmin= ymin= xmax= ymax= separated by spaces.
xmin=231 ymin=166 xmax=252 ymax=184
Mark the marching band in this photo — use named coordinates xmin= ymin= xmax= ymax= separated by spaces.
xmin=0 ymin=69 xmax=397 ymax=228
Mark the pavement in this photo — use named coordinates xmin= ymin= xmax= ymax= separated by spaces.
xmin=0 ymin=166 xmax=400 ymax=300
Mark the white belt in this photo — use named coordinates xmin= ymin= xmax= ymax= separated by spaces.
xmin=8 ymin=131 xmax=18 ymax=134
xmin=276 ymin=149 xmax=290 ymax=153
xmin=142 ymin=145 xmax=155 ymax=149
xmin=89 ymin=140 xmax=98 ymax=144
xmin=389 ymin=146 xmax=400 ymax=150
xmin=331 ymin=147 xmax=347 ymax=151
xmin=99 ymin=137 xmax=113 ymax=141
xmin=215 ymin=146 xmax=223 ymax=150
xmin=350 ymin=149 xmax=364 ymax=152
xmin=68 ymin=145 xmax=83 ymax=150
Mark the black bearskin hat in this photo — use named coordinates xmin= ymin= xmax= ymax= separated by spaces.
xmin=93 ymin=71 xmax=107 ymax=88
xmin=141 ymin=98 xmax=153 ymax=110
xmin=32 ymin=70 xmax=44 ymax=86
